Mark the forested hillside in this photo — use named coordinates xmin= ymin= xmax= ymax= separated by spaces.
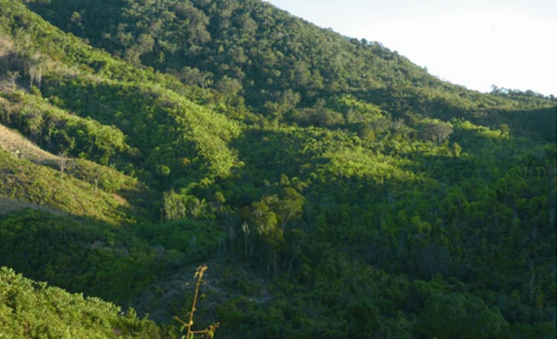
xmin=26 ymin=0 xmax=556 ymax=124
xmin=0 ymin=0 xmax=555 ymax=338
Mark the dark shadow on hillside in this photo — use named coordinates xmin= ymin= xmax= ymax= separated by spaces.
xmin=350 ymin=86 xmax=472 ymax=120
xmin=226 ymin=127 xmax=332 ymax=206
xmin=484 ymin=106 xmax=557 ymax=142
xmin=0 ymin=208 xmax=186 ymax=314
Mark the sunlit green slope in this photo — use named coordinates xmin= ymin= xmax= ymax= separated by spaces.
xmin=0 ymin=266 xmax=165 ymax=339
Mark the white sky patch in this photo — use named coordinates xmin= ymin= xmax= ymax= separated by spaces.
xmin=265 ymin=0 xmax=557 ymax=96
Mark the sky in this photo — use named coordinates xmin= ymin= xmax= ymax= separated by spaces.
xmin=264 ymin=0 xmax=557 ymax=96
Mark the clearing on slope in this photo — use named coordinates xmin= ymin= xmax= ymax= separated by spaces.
xmin=0 ymin=123 xmax=60 ymax=164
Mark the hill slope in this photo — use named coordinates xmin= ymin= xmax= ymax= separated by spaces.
xmin=0 ymin=266 xmax=164 ymax=339
xmin=0 ymin=0 xmax=555 ymax=338
xmin=27 ymin=0 xmax=556 ymax=119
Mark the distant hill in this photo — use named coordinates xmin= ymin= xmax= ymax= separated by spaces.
xmin=27 ymin=0 xmax=556 ymax=137
xmin=16 ymin=0 xmax=556 ymax=108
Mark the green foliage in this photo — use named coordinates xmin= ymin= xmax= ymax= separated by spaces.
xmin=416 ymin=293 xmax=508 ymax=339
xmin=25 ymin=0 xmax=555 ymax=125
xmin=0 ymin=148 xmax=135 ymax=224
xmin=0 ymin=267 xmax=165 ymax=339
xmin=39 ymin=76 xmax=242 ymax=185
xmin=0 ymin=0 xmax=554 ymax=338
xmin=418 ymin=119 xmax=454 ymax=144
xmin=0 ymin=91 xmax=133 ymax=166
xmin=0 ymin=209 xmax=182 ymax=305
xmin=135 ymin=219 xmax=220 ymax=260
